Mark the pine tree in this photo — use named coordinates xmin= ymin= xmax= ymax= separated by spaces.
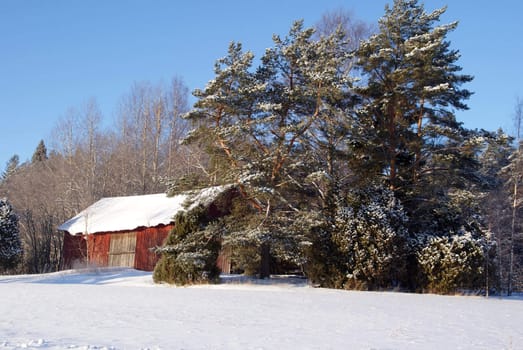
xmin=183 ymin=21 xmax=352 ymax=277
xmin=351 ymin=0 xmax=495 ymax=293
xmin=0 ymin=198 xmax=23 ymax=271
xmin=506 ymin=98 xmax=523 ymax=295
xmin=408 ymin=130 xmax=493 ymax=292
xmin=1 ymin=155 xmax=19 ymax=182
xmin=353 ymin=0 xmax=472 ymax=192
xmin=32 ymin=140 xmax=48 ymax=163
xmin=479 ymin=129 xmax=513 ymax=191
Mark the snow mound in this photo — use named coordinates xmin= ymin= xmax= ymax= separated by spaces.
xmin=0 ymin=267 xmax=154 ymax=286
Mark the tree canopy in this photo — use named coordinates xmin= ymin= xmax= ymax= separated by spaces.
xmin=161 ymin=0 xmax=504 ymax=293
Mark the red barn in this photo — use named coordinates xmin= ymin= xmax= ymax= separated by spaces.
xmin=58 ymin=186 xmax=233 ymax=272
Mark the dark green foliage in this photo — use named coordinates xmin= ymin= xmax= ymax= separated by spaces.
xmin=335 ymin=185 xmax=409 ymax=290
xmin=417 ymin=234 xmax=486 ymax=294
xmin=492 ymin=132 xmax=523 ymax=294
xmin=153 ymin=206 xmax=221 ymax=285
xmin=220 ymin=197 xmax=261 ymax=276
xmin=0 ymin=198 xmax=23 ymax=271
xmin=182 ymin=20 xmax=353 ymax=278
xmin=31 ymin=140 xmax=48 ymax=163
xmin=353 ymin=0 xmax=472 ymax=191
xmin=230 ymin=244 xmax=260 ymax=276
xmin=305 ymin=226 xmax=347 ymax=289
xmin=169 ymin=0 xmax=502 ymax=294
xmin=219 ymin=196 xmax=314 ymax=277
xmin=338 ymin=0 xmax=494 ymax=294
xmin=305 ymin=185 xmax=410 ymax=290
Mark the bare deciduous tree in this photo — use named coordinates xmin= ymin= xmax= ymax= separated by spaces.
xmin=315 ymin=8 xmax=374 ymax=74
xmin=0 ymin=77 xmax=194 ymax=273
xmin=167 ymin=76 xmax=190 ymax=178
xmin=508 ymin=97 xmax=523 ymax=295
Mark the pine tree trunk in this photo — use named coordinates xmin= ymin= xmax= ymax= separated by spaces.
xmin=387 ymin=104 xmax=398 ymax=190
xmin=413 ymin=101 xmax=424 ymax=183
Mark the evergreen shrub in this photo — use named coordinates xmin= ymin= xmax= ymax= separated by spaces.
xmin=417 ymin=233 xmax=486 ymax=294
xmin=305 ymin=227 xmax=347 ymax=289
xmin=153 ymin=206 xmax=221 ymax=285
xmin=229 ymin=244 xmax=260 ymax=276
xmin=0 ymin=198 xmax=23 ymax=271
xmin=332 ymin=186 xmax=409 ymax=290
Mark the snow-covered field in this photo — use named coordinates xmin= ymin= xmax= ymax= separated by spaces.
xmin=1 ymin=268 xmax=522 ymax=349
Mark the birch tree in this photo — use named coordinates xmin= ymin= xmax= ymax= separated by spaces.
xmin=506 ymin=97 xmax=523 ymax=295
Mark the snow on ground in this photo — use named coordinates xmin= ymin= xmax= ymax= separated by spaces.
xmin=1 ymin=268 xmax=522 ymax=350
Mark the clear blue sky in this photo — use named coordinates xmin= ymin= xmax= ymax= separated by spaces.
xmin=1 ymin=0 xmax=522 ymax=167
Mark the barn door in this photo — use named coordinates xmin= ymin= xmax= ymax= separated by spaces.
xmin=108 ymin=232 xmax=137 ymax=267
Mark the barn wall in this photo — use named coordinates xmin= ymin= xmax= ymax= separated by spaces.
xmin=134 ymin=224 xmax=172 ymax=271
xmin=62 ymin=225 xmax=173 ymax=272
xmin=109 ymin=232 xmax=137 ymax=268
xmin=62 ymin=234 xmax=87 ymax=269
xmin=87 ymin=234 xmax=111 ymax=267
xmin=63 ymin=225 xmax=231 ymax=272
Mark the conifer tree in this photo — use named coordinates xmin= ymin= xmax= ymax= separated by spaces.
xmin=153 ymin=206 xmax=221 ymax=285
xmin=351 ymin=0 xmax=495 ymax=293
xmin=0 ymin=198 xmax=23 ymax=271
xmin=32 ymin=140 xmax=48 ymax=163
xmin=353 ymin=0 xmax=472 ymax=192
xmin=184 ymin=21 xmax=352 ymax=277
xmin=1 ymin=155 xmax=19 ymax=182
xmin=332 ymin=184 xmax=409 ymax=290
xmin=505 ymin=98 xmax=523 ymax=295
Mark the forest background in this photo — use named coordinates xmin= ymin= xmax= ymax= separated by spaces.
xmin=1 ymin=0 xmax=523 ymax=295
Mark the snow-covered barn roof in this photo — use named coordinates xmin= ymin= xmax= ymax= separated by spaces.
xmin=58 ymin=186 xmax=230 ymax=235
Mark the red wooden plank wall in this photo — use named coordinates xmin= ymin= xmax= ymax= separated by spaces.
xmin=134 ymin=224 xmax=172 ymax=271
xmin=63 ymin=224 xmax=174 ymax=271
xmin=87 ymin=234 xmax=111 ymax=267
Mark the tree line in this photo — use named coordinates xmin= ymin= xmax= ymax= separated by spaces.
xmin=154 ymin=0 xmax=523 ymax=294
xmin=1 ymin=0 xmax=522 ymax=295
xmin=0 ymin=78 xmax=197 ymax=273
